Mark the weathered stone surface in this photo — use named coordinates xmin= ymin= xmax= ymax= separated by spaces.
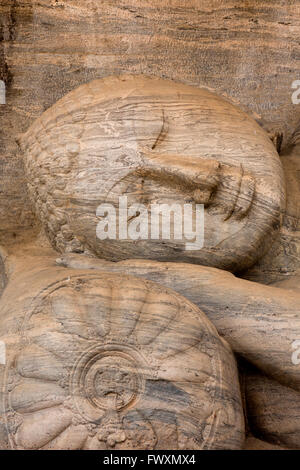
xmin=1 ymin=0 xmax=300 ymax=242
xmin=1 ymin=2 xmax=300 ymax=446
xmin=0 ymin=246 xmax=244 ymax=450
xmin=244 ymin=139 xmax=300 ymax=284
xmin=3 ymin=73 xmax=300 ymax=450
xmin=22 ymin=75 xmax=284 ymax=272
xmin=56 ymin=253 xmax=300 ymax=393
xmin=19 ymin=75 xmax=300 ymax=450
xmin=245 ymin=367 xmax=300 ymax=449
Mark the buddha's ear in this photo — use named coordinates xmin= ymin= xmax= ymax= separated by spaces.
xmin=133 ymin=106 xmax=169 ymax=151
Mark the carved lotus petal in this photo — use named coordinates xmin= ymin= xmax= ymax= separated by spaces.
xmin=2 ymin=272 xmax=244 ymax=449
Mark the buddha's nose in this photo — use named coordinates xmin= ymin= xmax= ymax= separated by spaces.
xmin=139 ymin=150 xmax=221 ymax=205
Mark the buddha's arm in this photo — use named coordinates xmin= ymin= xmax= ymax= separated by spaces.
xmin=57 ymin=254 xmax=300 ymax=391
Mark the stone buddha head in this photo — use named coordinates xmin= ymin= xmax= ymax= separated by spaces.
xmin=21 ymin=75 xmax=285 ymax=271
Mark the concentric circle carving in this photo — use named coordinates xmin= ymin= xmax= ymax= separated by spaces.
xmin=2 ymin=272 xmax=244 ymax=450
xmin=70 ymin=344 xmax=146 ymax=422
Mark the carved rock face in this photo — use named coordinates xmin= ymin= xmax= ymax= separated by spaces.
xmin=22 ymin=75 xmax=285 ymax=271
xmin=0 ymin=270 xmax=243 ymax=450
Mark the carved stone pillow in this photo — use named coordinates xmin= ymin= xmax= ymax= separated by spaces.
xmin=0 ymin=268 xmax=244 ymax=449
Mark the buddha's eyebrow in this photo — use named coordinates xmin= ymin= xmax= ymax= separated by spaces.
xmin=133 ymin=107 xmax=168 ymax=150
xmin=151 ymin=110 xmax=168 ymax=150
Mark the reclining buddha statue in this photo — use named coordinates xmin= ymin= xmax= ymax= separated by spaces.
xmin=1 ymin=74 xmax=299 ymax=449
